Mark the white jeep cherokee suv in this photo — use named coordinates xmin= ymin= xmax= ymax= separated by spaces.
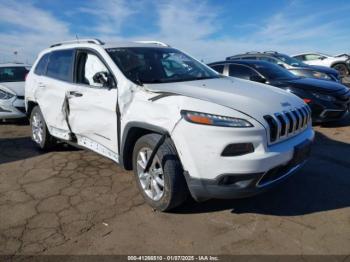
xmin=25 ymin=39 xmax=314 ymax=211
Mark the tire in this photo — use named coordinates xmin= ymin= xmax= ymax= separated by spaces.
xmin=132 ymin=133 xmax=189 ymax=211
xmin=30 ymin=106 xmax=56 ymax=150
xmin=332 ymin=63 xmax=349 ymax=77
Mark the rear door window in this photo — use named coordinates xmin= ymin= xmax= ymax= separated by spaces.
xmin=210 ymin=65 xmax=225 ymax=74
xmin=229 ymin=64 xmax=259 ymax=80
xmin=46 ymin=50 xmax=75 ymax=82
xmin=34 ymin=53 xmax=50 ymax=76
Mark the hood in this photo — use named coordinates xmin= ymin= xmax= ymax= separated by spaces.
xmin=307 ymin=65 xmax=339 ymax=75
xmin=0 ymin=82 xmax=25 ymax=96
xmin=335 ymin=54 xmax=350 ymax=59
xmin=326 ymin=56 xmax=348 ymax=63
xmin=282 ymin=77 xmax=348 ymax=94
xmin=144 ymin=77 xmax=304 ymax=121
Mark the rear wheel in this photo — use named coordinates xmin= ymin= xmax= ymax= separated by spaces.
xmin=30 ymin=106 xmax=56 ymax=150
xmin=332 ymin=63 xmax=349 ymax=77
xmin=132 ymin=133 xmax=189 ymax=211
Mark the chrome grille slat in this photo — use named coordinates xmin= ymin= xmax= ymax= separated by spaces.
xmin=274 ymin=114 xmax=282 ymax=140
xmin=301 ymin=107 xmax=309 ymax=126
xmin=297 ymin=108 xmax=305 ymax=128
xmin=281 ymin=112 xmax=290 ymax=136
xmin=288 ymin=110 xmax=297 ymax=133
xmin=264 ymin=106 xmax=310 ymax=145
xmin=294 ymin=109 xmax=303 ymax=130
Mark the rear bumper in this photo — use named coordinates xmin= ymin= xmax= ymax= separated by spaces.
xmin=0 ymin=97 xmax=26 ymax=119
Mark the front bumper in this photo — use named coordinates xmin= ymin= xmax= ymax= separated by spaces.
xmin=309 ymin=99 xmax=350 ymax=123
xmin=171 ymin=118 xmax=314 ymax=201
xmin=184 ymin=155 xmax=308 ymax=201
xmin=0 ymin=97 xmax=26 ymax=119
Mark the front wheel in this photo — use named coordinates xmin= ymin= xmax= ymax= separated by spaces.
xmin=132 ymin=133 xmax=189 ymax=211
xmin=332 ymin=63 xmax=349 ymax=77
xmin=30 ymin=106 xmax=56 ymax=150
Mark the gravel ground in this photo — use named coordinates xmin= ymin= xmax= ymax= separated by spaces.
xmin=0 ymin=118 xmax=349 ymax=255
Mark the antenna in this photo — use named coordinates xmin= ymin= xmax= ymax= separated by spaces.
xmin=76 ymin=34 xmax=79 ymax=43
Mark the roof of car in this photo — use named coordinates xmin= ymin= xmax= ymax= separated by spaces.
xmin=0 ymin=63 xmax=31 ymax=68
xmin=226 ymin=52 xmax=282 ymax=59
xmin=292 ymin=52 xmax=326 ymax=56
xmin=208 ymin=59 xmax=272 ymax=67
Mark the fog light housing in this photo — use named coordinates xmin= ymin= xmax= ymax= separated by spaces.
xmin=221 ymin=143 xmax=254 ymax=157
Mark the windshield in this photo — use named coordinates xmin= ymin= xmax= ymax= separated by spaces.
xmin=0 ymin=66 xmax=29 ymax=82
xmin=254 ymin=62 xmax=298 ymax=80
xmin=275 ymin=54 xmax=307 ymax=67
xmin=106 ymin=47 xmax=219 ymax=84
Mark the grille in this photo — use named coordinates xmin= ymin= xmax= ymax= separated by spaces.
xmin=264 ymin=105 xmax=311 ymax=144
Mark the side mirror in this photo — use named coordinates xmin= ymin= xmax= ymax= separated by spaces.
xmin=320 ymin=56 xmax=326 ymax=60
xmin=93 ymin=72 xmax=115 ymax=89
xmin=277 ymin=63 xmax=286 ymax=68
xmin=250 ymin=75 xmax=266 ymax=83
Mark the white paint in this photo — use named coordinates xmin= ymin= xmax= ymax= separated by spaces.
xmin=25 ymin=40 xmax=314 ymax=185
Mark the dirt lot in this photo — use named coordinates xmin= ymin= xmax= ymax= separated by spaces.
xmin=0 ymin=119 xmax=349 ymax=255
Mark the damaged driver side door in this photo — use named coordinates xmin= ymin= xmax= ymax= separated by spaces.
xmin=66 ymin=50 xmax=119 ymax=161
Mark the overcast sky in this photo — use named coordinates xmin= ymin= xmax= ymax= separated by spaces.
xmin=0 ymin=0 xmax=349 ymax=64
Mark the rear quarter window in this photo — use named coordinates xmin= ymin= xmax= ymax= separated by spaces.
xmin=46 ymin=49 xmax=75 ymax=82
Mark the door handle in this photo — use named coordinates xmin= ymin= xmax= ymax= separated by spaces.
xmin=38 ymin=82 xmax=46 ymax=88
xmin=68 ymin=91 xmax=83 ymax=98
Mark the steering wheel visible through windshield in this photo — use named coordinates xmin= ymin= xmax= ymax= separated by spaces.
xmin=106 ymin=47 xmax=219 ymax=84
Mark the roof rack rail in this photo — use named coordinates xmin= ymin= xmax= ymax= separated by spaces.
xmin=135 ymin=41 xmax=170 ymax=47
xmin=245 ymin=51 xmax=261 ymax=54
xmin=50 ymin=39 xmax=105 ymax=48
xmin=263 ymin=51 xmax=278 ymax=54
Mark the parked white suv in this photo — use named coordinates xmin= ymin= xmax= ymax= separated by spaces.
xmin=293 ymin=52 xmax=350 ymax=77
xmin=25 ymin=39 xmax=314 ymax=211
xmin=0 ymin=63 xmax=30 ymax=120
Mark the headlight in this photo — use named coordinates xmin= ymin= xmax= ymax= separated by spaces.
xmin=181 ymin=110 xmax=253 ymax=127
xmin=311 ymin=71 xmax=332 ymax=80
xmin=311 ymin=92 xmax=336 ymax=102
xmin=0 ymin=89 xmax=15 ymax=100
xmin=291 ymin=69 xmax=331 ymax=80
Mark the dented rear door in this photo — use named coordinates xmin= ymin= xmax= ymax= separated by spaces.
xmin=35 ymin=49 xmax=76 ymax=140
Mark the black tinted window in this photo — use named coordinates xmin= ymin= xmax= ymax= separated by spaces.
xmin=34 ymin=53 xmax=50 ymax=75
xmin=210 ymin=65 xmax=224 ymax=73
xmin=259 ymin=56 xmax=277 ymax=63
xmin=0 ymin=67 xmax=29 ymax=82
xmin=253 ymin=63 xmax=296 ymax=80
xmin=293 ymin=55 xmax=305 ymax=61
xmin=46 ymin=50 xmax=74 ymax=81
xmin=229 ymin=64 xmax=258 ymax=80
